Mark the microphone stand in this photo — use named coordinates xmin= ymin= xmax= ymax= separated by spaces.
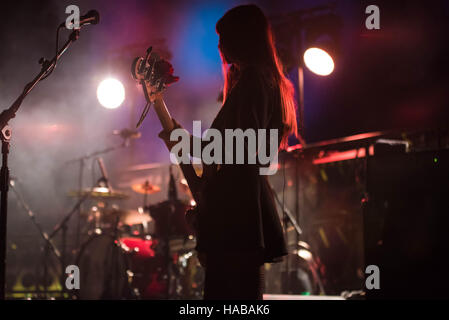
xmin=0 ymin=29 xmax=81 ymax=300
xmin=271 ymin=185 xmax=303 ymax=237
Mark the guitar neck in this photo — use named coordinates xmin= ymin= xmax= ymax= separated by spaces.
xmin=153 ymin=98 xmax=175 ymax=132
xmin=153 ymin=98 xmax=201 ymax=201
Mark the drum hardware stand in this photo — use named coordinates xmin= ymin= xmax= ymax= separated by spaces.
xmin=142 ymin=180 xmax=151 ymax=213
xmin=165 ymin=165 xmax=178 ymax=299
xmin=102 ymin=215 xmax=119 ymax=299
xmin=101 ymin=215 xmax=138 ymax=299
xmin=50 ymin=160 xmax=110 ymax=291
xmin=47 ymin=194 xmax=89 ymax=297
xmin=271 ymin=185 xmax=303 ymax=237
xmin=271 ymin=183 xmax=326 ymax=295
xmin=76 ymin=159 xmax=84 ymax=249
xmin=0 ymin=28 xmax=84 ymax=300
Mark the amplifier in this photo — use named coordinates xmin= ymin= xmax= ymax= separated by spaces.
xmin=268 ymin=131 xmax=449 ymax=298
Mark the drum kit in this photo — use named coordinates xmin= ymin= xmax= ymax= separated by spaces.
xmin=66 ymin=162 xmax=204 ymax=300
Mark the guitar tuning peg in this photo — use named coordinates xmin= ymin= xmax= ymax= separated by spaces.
xmin=131 ymin=57 xmax=144 ymax=80
xmin=144 ymin=67 xmax=153 ymax=82
xmin=145 ymin=55 xmax=158 ymax=81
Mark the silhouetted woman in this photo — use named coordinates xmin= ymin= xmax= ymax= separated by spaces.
xmin=159 ymin=4 xmax=298 ymax=300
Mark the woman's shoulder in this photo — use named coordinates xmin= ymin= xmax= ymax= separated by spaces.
xmin=224 ymin=65 xmax=276 ymax=114
xmin=233 ymin=65 xmax=273 ymax=97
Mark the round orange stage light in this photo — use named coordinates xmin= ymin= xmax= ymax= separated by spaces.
xmin=303 ymin=47 xmax=335 ymax=76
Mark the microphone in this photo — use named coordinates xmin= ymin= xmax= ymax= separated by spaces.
xmin=113 ymin=128 xmax=142 ymax=140
xmin=79 ymin=10 xmax=100 ymax=26
xmin=61 ymin=9 xmax=100 ymax=29
xmin=113 ymin=128 xmax=141 ymax=147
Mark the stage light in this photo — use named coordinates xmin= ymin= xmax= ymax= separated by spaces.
xmin=97 ymin=78 xmax=125 ymax=109
xmin=303 ymin=47 xmax=334 ymax=76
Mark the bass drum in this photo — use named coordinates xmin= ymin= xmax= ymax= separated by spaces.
xmin=75 ymin=233 xmax=131 ymax=300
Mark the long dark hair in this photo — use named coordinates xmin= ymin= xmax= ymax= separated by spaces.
xmin=216 ymin=4 xmax=297 ymax=148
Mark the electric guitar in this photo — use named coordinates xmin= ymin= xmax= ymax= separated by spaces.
xmin=131 ymin=47 xmax=201 ymax=231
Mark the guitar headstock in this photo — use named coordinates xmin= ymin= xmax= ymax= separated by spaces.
xmin=131 ymin=46 xmax=179 ymax=103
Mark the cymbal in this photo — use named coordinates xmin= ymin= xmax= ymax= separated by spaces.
xmin=124 ymin=162 xmax=167 ymax=172
xmin=131 ymin=181 xmax=161 ymax=195
xmin=124 ymin=162 xmax=203 ymax=176
xmin=68 ymin=187 xmax=129 ymax=200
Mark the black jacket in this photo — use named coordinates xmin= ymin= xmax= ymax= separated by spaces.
xmin=196 ymin=66 xmax=287 ymax=263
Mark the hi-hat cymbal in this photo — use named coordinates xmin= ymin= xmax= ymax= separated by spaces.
xmin=131 ymin=181 xmax=161 ymax=195
xmin=68 ymin=187 xmax=129 ymax=200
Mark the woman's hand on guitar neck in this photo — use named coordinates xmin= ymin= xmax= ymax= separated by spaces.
xmin=158 ymin=118 xmax=184 ymax=151
xmin=149 ymin=91 xmax=164 ymax=103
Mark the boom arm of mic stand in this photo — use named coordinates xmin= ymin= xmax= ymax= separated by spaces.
xmin=63 ymin=143 xmax=127 ymax=166
xmin=49 ymin=193 xmax=89 ymax=240
xmin=0 ymin=29 xmax=80 ymax=130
